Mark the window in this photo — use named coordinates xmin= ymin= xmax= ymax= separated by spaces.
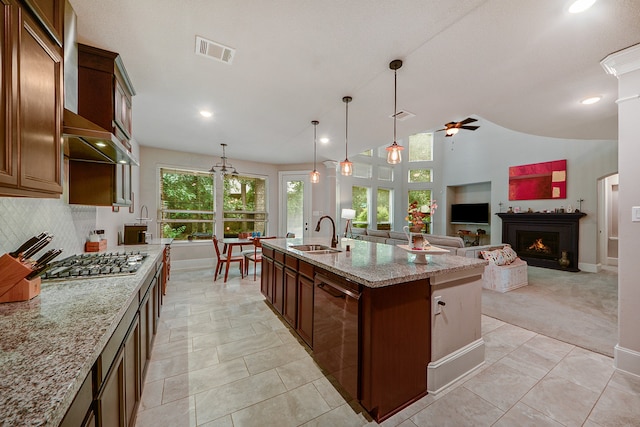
xmin=408 ymin=169 xmax=432 ymax=183
xmin=159 ymin=167 xmax=214 ymax=240
xmin=352 ymin=186 xmax=370 ymax=228
xmin=377 ymin=188 xmax=392 ymax=230
xmin=359 ymin=149 xmax=373 ymax=156
xmin=378 ymin=166 xmax=393 ymax=181
xmin=408 ymin=190 xmax=433 ymax=216
xmin=408 ymin=132 xmax=433 ymax=162
xmin=223 ymin=175 xmax=268 ymax=237
xmin=353 ymin=163 xmax=372 ymax=179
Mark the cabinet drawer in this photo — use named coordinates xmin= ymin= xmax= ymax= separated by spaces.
xmin=274 ymin=250 xmax=285 ymax=264
xmin=299 ymin=261 xmax=314 ymax=279
xmin=285 ymin=255 xmax=298 ymax=270
xmin=262 ymin=246 xmax=274 ymax=259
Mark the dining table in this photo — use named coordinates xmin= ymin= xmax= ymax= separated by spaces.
xmin=220 ymin=237 xmax=254 ymax=282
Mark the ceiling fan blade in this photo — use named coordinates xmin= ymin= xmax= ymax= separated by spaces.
xmin=436 ymin=128 xmax=446 ymax=132
xmin=444 ymin=122 xmax=457 ymax=128
xmin=459 ymin=117 xmax=477 ymax=125
xmin=460 ymin=125 xmax=480 ymax=131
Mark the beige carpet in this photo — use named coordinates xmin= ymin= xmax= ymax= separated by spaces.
xmin=482 ymin=266 xmax=618 ymax=357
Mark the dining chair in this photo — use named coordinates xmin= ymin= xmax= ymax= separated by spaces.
xmin=212 ymin=235 xmax=244 ymax=282
xmin=244 ymin=236 xmax=276 ymax=280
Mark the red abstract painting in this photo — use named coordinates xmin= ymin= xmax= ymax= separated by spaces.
xmin=509 ymin=159 xmax=566 ymax=200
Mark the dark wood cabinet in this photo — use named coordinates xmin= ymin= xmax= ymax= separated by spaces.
xmin=96 ymin=347 xmax=125 ymax=427
xmin=296 ymin=272 xmax=314 ymax=347
xmin=123 ymin=316 xmax=140 ymax=427
xmin=273 ymin=260 xmax=284 ymax=314
xmin=261 ymin=247 xmax=274 ymax=300
xmin=69 ymin=43 xmax=135 ymax=206
xmin=21 ymin=0 xmax=63 ymax=44
xmin=283 ymin=265 xmax=297 ymax=327
xmin=0 ymin=0 xmax=62 ymax=197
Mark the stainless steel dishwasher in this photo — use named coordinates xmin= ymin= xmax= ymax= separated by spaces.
xmin=313 ymin=273 xmax=361 ymax=399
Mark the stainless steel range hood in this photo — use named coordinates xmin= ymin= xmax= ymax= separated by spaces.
xmin=62 ymin=0 xmax=138 ymax=166
xmin=63 ymin=109 xmax=139 ymax=165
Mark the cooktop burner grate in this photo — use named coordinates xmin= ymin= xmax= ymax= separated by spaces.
xmin=42 ymin=251 xmax=148 ymax=281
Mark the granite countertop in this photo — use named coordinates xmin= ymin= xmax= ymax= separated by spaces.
xmin=262 ymin=237 xmax=488 ymax=288
xmin=0 ymin=244 xmax=165 ymax=426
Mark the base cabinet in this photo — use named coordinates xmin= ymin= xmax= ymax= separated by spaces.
xmin=62 ymin=256 xmax=163 ymax=427
xmin=296 ymin=262 xmax=314 ymax=347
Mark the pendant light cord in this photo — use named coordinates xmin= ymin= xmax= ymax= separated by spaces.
xmin=313 ymin=122 xmax=317 ymax=169
xmin=345 ymin=100 xmax=349 ymax=158
xmin=393 ymin=68 xmax=397 ymax=143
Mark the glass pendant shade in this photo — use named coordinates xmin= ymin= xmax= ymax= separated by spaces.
xmin=340 ymin=159 xmax=353 ymax=176
xmin=386 ymin=142 xmax=404 ymax=164
xmin=310 ymin=169 xmax=320 ymax=183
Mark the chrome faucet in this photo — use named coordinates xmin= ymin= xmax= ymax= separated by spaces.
xmin=315 ymin=216 xmax=338 ymax=248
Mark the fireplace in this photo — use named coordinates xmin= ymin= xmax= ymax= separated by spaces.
xmin=497 ymin=212 xmax=586 ymax=272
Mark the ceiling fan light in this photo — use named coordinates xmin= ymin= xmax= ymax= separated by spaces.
xmin=386 ymin=142 xmax=404 ymax=164
xmin=446 ymin=128 xmax=459 ymax=136
xmin=340 ymin=159 xmax=353 ymax=176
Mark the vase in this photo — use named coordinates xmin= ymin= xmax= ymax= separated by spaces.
xmin=558 ymin=251 xmax=570 ymax=268
xmin=410 ymin=225 xmax=423 ymax=233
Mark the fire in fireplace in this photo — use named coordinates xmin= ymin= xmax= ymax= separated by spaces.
xmin=517 ymin=230 xmax=559 ymax=260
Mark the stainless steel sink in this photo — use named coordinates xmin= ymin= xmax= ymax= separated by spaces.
xmin=289 ymin=244 xmax=341 ymax=254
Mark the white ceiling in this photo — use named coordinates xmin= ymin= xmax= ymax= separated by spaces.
xmin=68 ymin=0 xmax=640 ymax=165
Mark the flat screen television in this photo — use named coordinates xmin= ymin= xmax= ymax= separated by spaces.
xmin=450 ymin=203 xmax=490 ymax=224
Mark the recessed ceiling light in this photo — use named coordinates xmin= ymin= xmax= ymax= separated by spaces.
xmin=320 ymin=137 xmax=329 ymax=144
xmin=580 ymin=96 xmax=601 ymax=105
xmin=200 ymin=110 xmax=213 ymax=118
xmin=568 ymin=0 xmax=597 ymax=14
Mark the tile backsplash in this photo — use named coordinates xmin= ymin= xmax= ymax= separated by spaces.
xmin=0 ymin=197 xmax=96 ymax=257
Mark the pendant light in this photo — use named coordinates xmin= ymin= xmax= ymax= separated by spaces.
xmin=310 ymin=120 xmax=320 ymax=183
xmin=340 ymin=96 xmax=353 ymax=176
xmin=386 ymin=59 xmax=404 ymax=165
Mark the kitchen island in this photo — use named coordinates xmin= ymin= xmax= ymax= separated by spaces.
xmin=260 ymin=237 xmax=488 ymax=422
xmin=0 ymin=244 xmax=166 ymax=426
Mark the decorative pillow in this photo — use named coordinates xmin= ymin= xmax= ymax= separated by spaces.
xmin=481 ymin=247 xmax=518 ymax=266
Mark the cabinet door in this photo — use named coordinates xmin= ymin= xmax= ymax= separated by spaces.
xmin=68 ymin=161 xmax=116 ymax=206
xmin=96 ymin=349 xmax=125 ymax=427
xmin=114 ymin=78 xmax=132 ymax=137
xmin=0 ymin=1 xmax=18 ymax=188
xmin=283 ymin=267 xmax=297 ymax=327
xmin=22 ymin=0 xmax=63 ymax=43
xmin=139 ymin=289 xmax=151 ymax=384
xmin=261 ymin=256 xmax=273 ymax=300
xmin=273 ymin=262 xmax=284 ymax=314
xmin=296 ymin=274 xmax=314 ymax=347
xmin=18 ymin=9 xmax=62 ymax=194
xmin=114 ymin=163 xmax=132 ymax=206
xmin=124 ymin=315 xmax=140 ymax=427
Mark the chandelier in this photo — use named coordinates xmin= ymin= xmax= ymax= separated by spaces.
xmin=208 ymin=143 xmax=239 ymax=175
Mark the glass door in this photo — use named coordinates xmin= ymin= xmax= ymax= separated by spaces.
xmin=279 ymin=172 xmax=311 ymax=239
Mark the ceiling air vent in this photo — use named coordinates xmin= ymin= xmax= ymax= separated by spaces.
xmin=390 ymin=110 xmax=415 ymax=121
xmin=195 ymin=36 xmax=235 ymax=64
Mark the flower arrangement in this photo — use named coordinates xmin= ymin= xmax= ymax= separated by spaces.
xmin=406 ymin=200 xmax=438 ymax=227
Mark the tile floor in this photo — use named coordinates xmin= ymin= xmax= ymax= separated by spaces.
xmin=135 ymin=267 xmax=640 ymax=427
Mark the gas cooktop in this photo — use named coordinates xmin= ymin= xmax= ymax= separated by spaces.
xmin=42 ymin=251 xmax=148 ymax=281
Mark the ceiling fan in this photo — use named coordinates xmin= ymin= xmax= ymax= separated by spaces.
xmin=437 ymin=118 xmax=479 ymax=137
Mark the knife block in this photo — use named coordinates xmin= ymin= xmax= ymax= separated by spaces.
xmin=0 ymin=253 xmax=41 ymax=303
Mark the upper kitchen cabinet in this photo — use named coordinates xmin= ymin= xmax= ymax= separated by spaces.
xmin=67 ymin=43 xmax=136 ymax=206
xmin=0 ymin=0 xmax=63 ymax=197
xmin=21 ymin=0 xmax=64 ymax=45
xmin=77 ymin=43 xmax=135 ymax=143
